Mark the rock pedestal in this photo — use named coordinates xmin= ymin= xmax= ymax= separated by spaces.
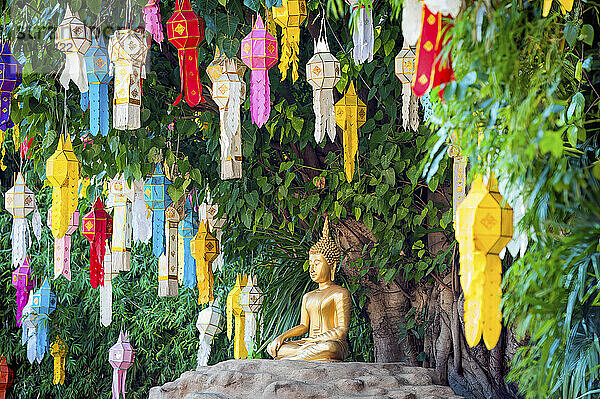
xmin=149 ymin=359 xmax=464 ymax=399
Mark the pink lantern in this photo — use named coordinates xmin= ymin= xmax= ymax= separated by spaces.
xmin=109 ymin=330 xmax=135 ymax=399
xmin=143 ymin=0 xmax=164 ymax=47
xmin=48 ymin=207 xmax=80 ymax=281
xmin=241 ymin=14 xmax=278 ymax=128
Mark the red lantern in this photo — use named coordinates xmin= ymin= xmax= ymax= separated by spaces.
xmin=81 ymin=198 xmax=113 ymax=289
xmin=167 ymin=0 xmax=205 ymax=107
xmin=0 ymin=356 xmax=13 ymax=399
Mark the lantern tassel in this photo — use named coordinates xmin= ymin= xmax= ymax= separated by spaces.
xmin=197 ymin=338 xmax=212 ymax=367
xmin=313 ymin=88 xmax=336 ymax=144
xmin=220 ymin=85 xmax=242 ymax=179
xmin=132 ymin=186 xmax=152 ymax=244
xmin=60 ymin=53 xmax=89 ymax=93
xmin=279 ymin=27 xmax=301 ymax=82
xmin=99 ymin=83 xmax=110 ymax=136
xmin=11 ymin=218 xmax=30 ymax=268
xmin=36 ymin=316 xmax=49 ymax=363
xmin=351 ymin=6 xmax=374 ymax=65
xmin=244 ymin=312 xmax=257 ymax=355
xmin=0 ymin=91 xmax=14 ymax=132
xmin=409 ymin=93 xmax=420 ymax=131
xmin=250 ymin=70 xmax=270 ymax=128
xmin=173 ymin=49 xmax=205 ymax=107
xmin=343 ymin=119 xmax=359 ymax=183
xmin=54 ymin=235 xmax=73 ymax=280
xmin=152 ymin=211 xmax=166 ymax=258
xmin=89 ymin=237 xmax=105 ymax=289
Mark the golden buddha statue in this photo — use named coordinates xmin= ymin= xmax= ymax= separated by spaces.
xmin=267 ymin=218 xmax=351 ymax=361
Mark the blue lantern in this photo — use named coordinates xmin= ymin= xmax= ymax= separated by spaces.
xmin=31 ymin=278 xmax=57 ymax=362
xmin=179 ymin=194 xmax=198 ymax=288
xmin=144 ymin=163 xmax=173 ymax=258
xmin=82 ymin=34 xmax=111 ymax=136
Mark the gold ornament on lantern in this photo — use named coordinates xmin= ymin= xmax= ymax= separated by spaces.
xmin=227 ymin=274 xmax=248 ymax=359
xmin=50 ymin=336 xmax=68 ymax=385
xmin=191 ymin=220 xmax=219 ymax=304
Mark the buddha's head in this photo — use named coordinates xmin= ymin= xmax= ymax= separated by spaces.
xmin=308 ymin=217 xmax=341 ymax=283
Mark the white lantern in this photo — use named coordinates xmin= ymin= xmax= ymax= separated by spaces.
xmin=100 ymin=243 xmax=115 ymax=327
xmin=55 ymin=5 xmax=92 ymax=92
xmin=239 ymin=275 xmax=263 ymax=354
xmin=395 ymin=43 xmax=419 ymax=131
xmin=306 ymin=35 xmax=341 ymax=144
xmin=107 ymin=176 xmax=134 ymax=272
xmin=5 ymin=173 xmax=40 ymax=267
xmin=108 ymin=29 xmax=149 ymax=130
xmin=345 ymin=0 xmax=374 ymax=64
xmin=159 ymin=201 xmax=185 ymax=297
xmin=213 ymin=60 xmax=245 ymax=180
xmin=196 ymin=298 xmax=222 ymax=367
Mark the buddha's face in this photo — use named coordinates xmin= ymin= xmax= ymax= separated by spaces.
xmin=309 ymin=253 xmax=332 ymax=283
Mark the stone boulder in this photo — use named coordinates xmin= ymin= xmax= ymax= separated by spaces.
xmin=149 ymin=359 xmax=464 ymax=399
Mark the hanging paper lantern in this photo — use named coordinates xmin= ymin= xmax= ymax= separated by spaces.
xmin=226 ymin=274 xmax=247 ymax=359
xmin=159 ymin=200 xmax=185 ymax=297
xmin=82 ymin=34 xmax=110 ymax=137
xmin=207 ymin=46 xmax=226 ymax=83
xmin=143 ymin=0 xmax=165 ymax=46
xmin=395 ymin=43 xmax=419 ymax=131
xmin=144 ymin=163 xmax=173 ymax=258
xmin=198 ymin=197 xmax=226 ymax=272
xmin=82 ymin=198 xmax=113 ymax=289
xmin=0 ymin=356 xmax=12 ymax=399
xmin=108 ymin=29 xmax=149 ymax=130
xmin=109 ymin=331 xmax=135 ymax=399
xmin=239 ymin=275 xmax=263 ymax=354
xmin=21 ymin=296 xmax=39 ymax=364
xmin=107 ymin=176 xmax=134 ymax=273
xmin=241 ymin=15 xmax=278 ymax=128
xmin=12 ymin=255 xmax=35 ymax=326
xmin=213 ymin=60 xmax=244 ymax=180
xmin=0 ymin=41 xmax=22 ymax=133
xmin=272 ymin=0 xmax=307 ymax=82
xmin=5 ymin=172 xmax=40 ymax=267
xmin=335 ymin=81 xmax=366 ymax=183
xmin=55 ymin=5 xmax=92 ymax=92
xmin=412 ymin=4 xmax=454 ymax=98
xmin=46 ymin=134 xmax=80 ymax=239
xmin=31 ymin=278 xmax=57 ymax=362
xmin=48 ymin=208 xmax=79 ymax=281
xmin=457 ymin=175 xmax=513 ymax=350
xmin=100 ymin=242 xmax=115 ymax=326
xmin=129 ymin=179 xmax=152 ymax=244
xmin=167 ymin=0 xmax=205 ymax=107
xmin=196 ymin=298 xmax=222 ymax=367
xmin=179 ymin=194 xmax=198 ymax=289
xmin=345 ymin=0 xmax=374 ymax=64
xmin=306 ymin=34 xmax=341 ymax=144
xmin=50 ymin=336 xmax=68 ymax=385
xmin=191 ymin=220 xmax=219 ymax=304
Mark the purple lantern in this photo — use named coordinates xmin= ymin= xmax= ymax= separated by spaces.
xmin=11 ymin=255 xmax=35 ymax=327
xmin=241 ymin=14 xmax=278 ymax=128
xmin=0 ymin=41 xmax=22 ymax=132
xmin=109 ymin=330 xmax=135 ymax=399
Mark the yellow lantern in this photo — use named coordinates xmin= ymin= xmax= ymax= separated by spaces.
xmin=191 ymin=220 xmax=219 ymax=304
xmin=226 ymin=274 xmax=248 ymax=359
xmin=272 ymin=0 xmax=307 ymax=82
xmin=50 ymin=336 xmax=68 ymax=385
xmin=334 ymin=81 xmax=366 ymax=183
xmin=456 ymin=175 xmax=512 ymax=350
xmin=46 ymin=135 xmax=80 ymax=239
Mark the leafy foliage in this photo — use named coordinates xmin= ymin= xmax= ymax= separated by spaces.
xmin=421 ymin=0 xmax=600 ymax=397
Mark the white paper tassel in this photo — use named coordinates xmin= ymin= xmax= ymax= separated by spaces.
xmin=60 ymin=53 xmax=89 ymax=92
xmin=219 ymin=82 xmax=243 ymax=180
xmin=401 ymin=83 xmax=411 ymax=131
xmin=196 ymin=338 xmax=212 ymax=368
xmin=32 ymin=205 xmax=42 ymax=242
xmin=351 ymin=6 xmax=374 ymax=64
xmin=402 ymin=0 xmax=423 ymax=46
xmin=409 ymin=93 xmax=420 ymax=131
xmin=11 ymin=218 xmax=30 ymax=268
xmin=313 ymin=88 xmax=336 ymax=144
xmin=100 ymin=244 xmax=113 ymax=327
xmin=132 ymin=180 xmax=152 ymax=244
xmin=244 ymin=312 xmax=257 ymax=355
xmin=424 ymin=0 xmax=461 ymax=17
xmin=212 ymin=230 xmax=224 ymax=272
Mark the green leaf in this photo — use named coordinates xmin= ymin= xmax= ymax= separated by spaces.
xmin=580 ymin=24 xmax=594 ymax=46
xmin=263 ymin=212 xmax=273 ymax=229
xmin=244 ymin=191 xmax=259 ymax=209
xmin=539 ymin=131 xmax=564 ymax=157
xmin=291 ymin=117 xmax=304 ymax=133
xmin=354 ymin=207 xmax=362 ymax=221
xmin=384 ymin=39 xmax=395 ymax=56
xmin=564 ymin=21 xmax=579 ymax=47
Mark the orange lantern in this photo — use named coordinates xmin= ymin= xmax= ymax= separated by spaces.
xmin=0 ymin=356 xmax=12 ymax=399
